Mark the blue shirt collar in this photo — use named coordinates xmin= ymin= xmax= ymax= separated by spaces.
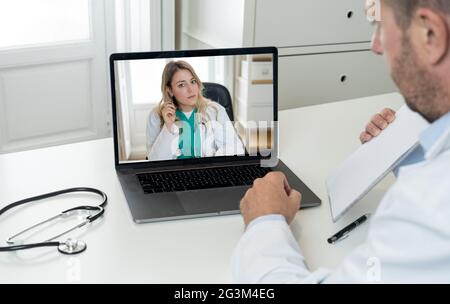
xmin=419 ymin=111 xmax=450 ymax=155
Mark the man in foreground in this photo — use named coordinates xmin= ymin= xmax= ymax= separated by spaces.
xmin=232 ymin=0 xmax=450 ymax=283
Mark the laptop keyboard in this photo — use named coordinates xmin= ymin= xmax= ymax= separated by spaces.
xmin=137 ymin=165 xmax=272 ymax=194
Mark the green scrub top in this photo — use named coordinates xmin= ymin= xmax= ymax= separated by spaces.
xmin=176 ymin=108 xmax=202 ymax=159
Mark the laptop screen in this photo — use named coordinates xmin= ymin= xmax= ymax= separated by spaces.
xmin=110 ymin=47 xmax=277 ymax=166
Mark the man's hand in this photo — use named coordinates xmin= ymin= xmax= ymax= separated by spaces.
xmin=365 ymin=0 xmax=380 ymax=22
xmin=360 ymin=108 xmax=396 ymax=144
xmin=240 ymin=172 xmax=302 ymax=227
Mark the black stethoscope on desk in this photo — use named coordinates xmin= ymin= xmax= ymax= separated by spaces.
xmin=0 ymin=187 xmax=107 ymax=255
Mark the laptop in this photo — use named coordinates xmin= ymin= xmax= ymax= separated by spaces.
xmin=110 ymin=47 xmax=321 ymax=223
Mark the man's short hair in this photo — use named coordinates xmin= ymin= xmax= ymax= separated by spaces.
xmin=385 ymin=0 xmax=450 ymax=28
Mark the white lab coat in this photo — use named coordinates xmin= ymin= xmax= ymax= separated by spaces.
xmin=146 ymin=101 xmax=245 ymax=161
xmin=231 ymin=119 xmax=450 ymax=283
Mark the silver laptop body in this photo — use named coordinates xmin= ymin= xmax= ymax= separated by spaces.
xmin=109 ymin=47 xmax=321 ymax=223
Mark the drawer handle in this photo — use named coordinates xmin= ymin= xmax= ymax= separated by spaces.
xmin=347 ymin=11 xmax=354 ymax=19
xmin=340 ymin=75 xmax=348 ymax=83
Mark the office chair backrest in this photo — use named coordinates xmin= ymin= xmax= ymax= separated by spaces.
xmin=202 ymin=82 xmax=234 ymax=121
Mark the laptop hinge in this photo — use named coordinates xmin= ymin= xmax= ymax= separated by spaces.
xmin=116 ymin=159 xmax=264 ymax=174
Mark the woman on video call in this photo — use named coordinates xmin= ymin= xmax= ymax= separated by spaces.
xmin=146 ymin=60 xmax=245 ymax=161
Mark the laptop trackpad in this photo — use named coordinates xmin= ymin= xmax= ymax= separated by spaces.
xmin=177 ymin=187 xmax=248 ymax=214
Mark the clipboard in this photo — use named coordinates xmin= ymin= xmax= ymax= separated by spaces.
xmin=326 ymin=105 xmax=429 ymax=222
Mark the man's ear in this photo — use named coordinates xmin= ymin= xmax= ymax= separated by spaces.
xmin=412 ymin=7 xmax=449 ymax=65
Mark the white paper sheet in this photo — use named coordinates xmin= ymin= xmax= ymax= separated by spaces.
xmin=326 ymin=105 xmax=429 ymax=222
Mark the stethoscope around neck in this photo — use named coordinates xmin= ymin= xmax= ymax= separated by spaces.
xmin=0 ymin=187 xmax=107 ymax=255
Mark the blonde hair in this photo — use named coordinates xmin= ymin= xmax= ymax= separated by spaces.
xmin=155 ymin=60 xmax=215 ymax=127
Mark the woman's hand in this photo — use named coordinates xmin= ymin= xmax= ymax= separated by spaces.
xmin=360 ymin=108 xmax=396 ymax=144
xmin=161 ymin=101 xmax=176 ymax=129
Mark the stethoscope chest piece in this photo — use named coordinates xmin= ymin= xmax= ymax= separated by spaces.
xmin=57 ymin=239 xmax=87 ymax=255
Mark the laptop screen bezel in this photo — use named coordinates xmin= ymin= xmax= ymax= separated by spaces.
xmin=109 ymin=47 xmax=278 ymax=170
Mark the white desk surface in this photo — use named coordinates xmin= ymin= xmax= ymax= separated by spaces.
xmin=0 ymin=93 xmax=405 ymax=283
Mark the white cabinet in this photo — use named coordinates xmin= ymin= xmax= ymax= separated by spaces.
xmin=279 ymin=51 xmax=397 ymax=108
xmin=179 ymin=0 xmax=397 ymax=111
xmin=237 ymin=77 xmax=272 ymax=104
xmin=241 ymin=60 xmax=273 ymax=81
xmin=236 ymin=54 xmax=273 ymax=122
xmin=236 ymin=77 xmax=273 ymax=122
xmin=235 ymin=55 xmax=274 ymax=154
xmin=253 ymin=0 xmax=372 ymax=47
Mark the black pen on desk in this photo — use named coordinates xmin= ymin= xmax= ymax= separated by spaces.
xmin=327 ymin=213 xmax=370 ymax=244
